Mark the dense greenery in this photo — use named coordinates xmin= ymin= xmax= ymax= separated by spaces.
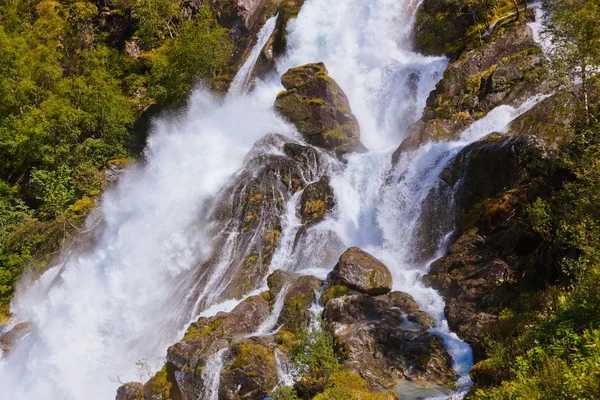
xmin=0 ymin=0 xmax=232 ymax=320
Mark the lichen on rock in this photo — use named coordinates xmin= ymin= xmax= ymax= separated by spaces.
xmin=274 ymin=63 xmax=365 ymax=156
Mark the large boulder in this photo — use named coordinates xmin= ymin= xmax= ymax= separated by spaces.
xmin=324 ymin=292 xmax=455 ymax=388
xmin=274 ymin=63 xmax=364 ymax=156
xmin=328 ymin=247 xmax=393 ymax=296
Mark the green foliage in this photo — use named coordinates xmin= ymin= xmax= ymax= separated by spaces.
xmin=542 ymin=0 xmax=600 ymax=122
xmin=291 ymin=320 xmax=340 ymax=396
xmin=0 ymin=0 xmax=232 ymax=319
xmin=149 ymin=9 xmax=233 ymax=103
xmin=471 ymin=118 xmax=600 ymax=398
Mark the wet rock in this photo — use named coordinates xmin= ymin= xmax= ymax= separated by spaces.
xmin=274 ymin=63 xmax=364 ymax=156
xmin=132 ymin=294 xmax=272 ymax=399
xmin=219 ymin=338 xmax=278 ymax=399
xmin=299 ymin=176 xmax=335 ymax=224
xmin=276 ymin=274 xmax=322 ymax=334
xmin=193 ymin=134 xmax=327 ymax=305
xmin=324 ymin=293 xmax=455 ymax=388
xmin=115 ymin=382 xmax=145 ymax=400
xmin=424 ymin=234 xmax=507 ymax=360
xmin=422 ymin=134 xmax=557 ymax=360
xmin=328 ymin=247 xmax=393 ymax=296
xmin=396 ymin=19 xmax=549 ymax=158
xmin=0 ymin=322 xmax=32 ymax=357
xmin=266 ymin=269 xmax=301 ymax=299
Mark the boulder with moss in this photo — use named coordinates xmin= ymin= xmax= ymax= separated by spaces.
xmin=396 ymin=15 xmax=549 ymax=159
xmin=324 ymin=292 xmax=454 ymax=389
xmin=274 ymin=63 xmax=364 ymax=156
xmin=299 ymin=176 xmax=335 ymax=224
xmin=327 ymin=247 xmax=393 ymax=296
xmin=219 ymin=338 xmax=279 ymax=399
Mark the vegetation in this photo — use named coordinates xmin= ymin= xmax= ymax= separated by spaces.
xmin=467 ymin=2 xmax=600 ymax=398
xmin=0 ymin=0 xmax=232 ymax=320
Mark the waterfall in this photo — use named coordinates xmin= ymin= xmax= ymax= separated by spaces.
xmin=228 ymin=14 xmax=279 ymax=96
xmin=201 ymin=348 xmax=227 ymax=400
xmin=0 ymin=0 xmax=546 ymax=399
xmin=248 ymin=285 xmax=289 ymax=337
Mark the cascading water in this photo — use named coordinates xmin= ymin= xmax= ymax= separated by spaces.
xmin=1 ymin=0 xmax=546 ymax=398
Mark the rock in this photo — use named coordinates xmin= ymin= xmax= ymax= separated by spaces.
xmin=267 ymin=269 xmax=301 ymax=299
xmin=125 ymin=294 xmax=272 ymax=399
xmin=413 ymin=0 xmax=470 ymax=58
xmin=441 ymin=135 xmax=552 ymax=213
xmin=396 ymin=19 xmax=549 ymax=158
xmin=328 ymin=247 xmax=393 ymax=296
xmin=421 ymin=134 xmax=557 ymax=361
xmin=191 ymin=134 xmax=328 ymax=306
xmin=508 ymin=88 xmax=580 ymax=148
xmin=124 ymin=41 xmax=140 ymax=58
xmin=274 ymin=63 xmax=364 ymax=156
xmin=299 ymin=176 xmax=335 ymax=224
xmin=324 ymin=293 xmax=455 ymax=388
xmin=276 ymin=274 xmax=322 ymax=334
xmin=0 ymin=322 xmax=32 ymax=356
xmin=425 ymin=234 xmax=507 ymax=360
xmin=219 ymin=338 xmax=278 ymax=399
xmin=115 ymin=382 xmax=144 ymax=400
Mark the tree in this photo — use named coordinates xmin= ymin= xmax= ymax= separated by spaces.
xmin=542 ymin=0 xmax=600 ymax=124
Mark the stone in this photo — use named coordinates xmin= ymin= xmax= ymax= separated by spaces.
xmin=328 ymin=247 xmax=393 ymax=296
xmin=219 ymin=338 xmax=278 ymax=400
xmin=395 ymin=19 xmax=549 ymax=157
xmin=115 ymin=382 xmax=144 ymax=400
xmin=323 ymin=293 xmax=455 ymax=389
xmin=274 ymin=63 xmax=364 ymax=156
xmin=299 ymin=176 xmax=335 ymax=224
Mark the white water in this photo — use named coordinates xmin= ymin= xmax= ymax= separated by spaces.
xmin=228 ymin=14 xmax=279 ymax=96
xmin=201 ymin=348 xmax=227 ymax=400
xmin=1 ymin=0 xmax=544 ymax=398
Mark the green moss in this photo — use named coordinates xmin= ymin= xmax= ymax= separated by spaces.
xmin=312 ymin=370 xmax=396 ymax=400
xmin=466 ymin=65 xmax=498 ymax=94
xmin=232 ymin=342 xmax=275 ymax=370
xmin=304 ymin=199 xmax=326 ymax=220
xmin=275 ymin=329 xmax=298 ymax=350
xmin=321 ymin=285 xmax=350 ymax=304
xmin=183 ymin=318 xmax=223 ymax=341
xmin=307 ymin=98 xmax=325 ymax=105
xmin=152 ymin=366 xmax=172 ymax=398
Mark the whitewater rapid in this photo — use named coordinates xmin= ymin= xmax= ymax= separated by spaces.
xmin=1 ymin=0 xmax=543 ymax=398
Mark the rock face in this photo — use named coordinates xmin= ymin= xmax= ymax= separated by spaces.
xmin=191 ymin=134 xmax=328 ymax=305
xmin=323 ymin=292 xmax=455 ymax=388
xmin=115 ymin=382 xmax=145 ymax=400
xmin=328 ymin=247 xmax=393 ymax=296
xmin=299 ymin=176 xmax=335 ymax=224
xmin=274 ymin=63 xmax=364 ymax=156
xmin=395 ymin=17 xmax=549 ymax=160
xmin=0 ymin=322 xmax=31 ymax=357
xmin=117 ymin=270 xmax=323 ymax=400
xmin=423 ymin=134 xmax=556 ymax=361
